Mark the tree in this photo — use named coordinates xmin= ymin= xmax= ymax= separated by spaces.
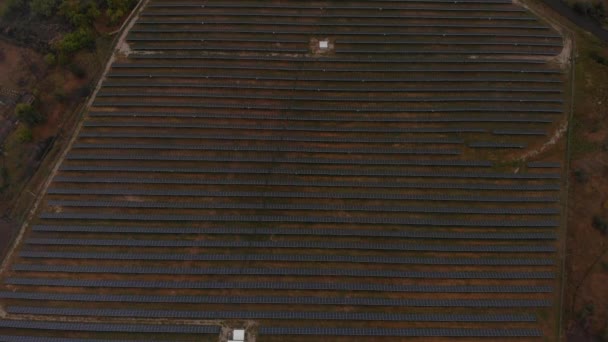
xmin=30 ymin=0 xmax=59 ymax=17
xmin=57 ymin=27 xmax=95 ymax=56
xmin=15 ymin=103 xmax=44 ymax=126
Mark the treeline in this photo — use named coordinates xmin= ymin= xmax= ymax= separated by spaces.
xmin=564 ymin=0 xmax=607 ymax=23
xmin=1 ymin=0 xmax=137 ymax=62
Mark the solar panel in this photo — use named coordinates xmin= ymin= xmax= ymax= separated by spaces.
xmin=82 ymin=121 xmax=490 ymax=133
xmin=6 ymin=277 xmax=554 ymax=292
xmin=528 ymin=161 xmax=561 ymax=168
xmin=140 ymin=12 xmax=535 ymax=21
xmin=106 ymin=73 xmax=563 ymax=84
xmin=31 ymin=225 xmax=558 ymax=241
xmin=64 ymin=155 xmax=492 ymax=166
xmin=0 ymin=320 xmax=219 ymax=334
xmin=111 ymin=63 xmax=561 ymax=74
xmin=19 ymin=251 xmax=556 ymax=265
xmin=0 ymin=291 xmax=553 ymax=306
xmin=59 ymin=165 xmax=562 ymax=179
xmin=469 ymin=141 xmax=527 ymax=148
xmin=99 ymin=83 xmax=564 ymax=93
xmin=128 ymin=54 xmax=553 ymax=63
xmin=72 ymin=143 xmax=462 ymax=155
xmin=53 ymin=176 xmax=561 ymax=191
xmin=136 ymin=20 xmax=549 ymax=29
xmin=6 ymin=306 xmax=537 ymax=322
xmin=79 ymin=130 xmax=468 ymax=141
xmin=46 ymin=188 xmax=558 ymax=202
xmin=258 ymin=327 xmax=542 ymax=337
xmin=96 ymin=92 xmax=563 ymax=104
xmin=47 ymin=200 xmax=559 ymax=215
xmin=24 ymin=239 xmax=557 ymax=253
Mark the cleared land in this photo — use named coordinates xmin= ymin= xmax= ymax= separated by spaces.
xmin=0 ymin=0 xmax=569 ymax=341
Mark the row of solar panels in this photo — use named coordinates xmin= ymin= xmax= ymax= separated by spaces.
xmin=0 ymin=328 xmax=543 ymax=340
xmin=148 ymin=2 xmax=521 ymax=11
xmin=110 ymin=63 xmax=563 ymax=73
xmin=100 ymin=83 xmax=563 ymax=93
xmin=6 ymin=277 xmax=554 ymax=292
xmin=47 ymin=200 xmax=559 ymax=215
xmin=129 ymin=54 xmax=553 ymax=63
xmin=136 ymin=20 xmax=549 ymax=29
xmin=258 ymin=327 xmax=542 ymax=337
xmin=79 ymin=131 xmax=469 ymax=142
xmin=131 ymin=29 xmax=561 ymax=39
xmin=106 ymin=74 xmax=563 ymax=83
xmin=140 ymin=13 xmax=538 ymax=20
xmin=0 ymin=291 xmax=553 ymax=306
xmin=31 ymin=225 xmax=558 ymax=240
xmin=82 ymin=113 xmax=555 ymax=124
xmin=66 ymin=155 xmax=498 ymax=166
xmin=130 ymin=47 xmax=559 ymax=56
xmin=96 ymin=93 xmax=564 ymax=104
xmin=470 ymin=141 xmax=527 ymax=148
xmin=77 ymin=122 xmax=526 ymax=133
xmin=72 ymin=143 xmax=463 ymax=155
xmin=37 ymin=212 xmax=560 ymax=226
xmin=59 ymin=166 xmax=562 ymax=179
xmin=129 ymin=39 xmax=561 ymax=49
xmin=6 ymin=306 xmax=539 ymax=322
xmin=20 ymin=251 xmax=556 ymax=265
xmin=0 ymin=320 xmax=219 ymax=334
xmin=47 ymin=188 xmax=557 ymax=202
xmin=78 ymin=122 xmax=528 ymax=134
xmin=53 ymin=176 xmax=560 ymax=191
xmin=95 ymin=100 xmax=562 ymax=109
xmin=24 ymin=238 xmax=557 ymax=253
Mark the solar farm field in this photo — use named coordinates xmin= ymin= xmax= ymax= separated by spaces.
xmin=0 ymin=0 xmax=570 ymax=341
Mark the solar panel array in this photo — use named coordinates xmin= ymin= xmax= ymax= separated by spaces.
xmin=0 ymin=0 xmax=566 ymax=340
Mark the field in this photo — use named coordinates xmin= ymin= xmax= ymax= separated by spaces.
xmin=0 ymin=0 xmax=571 ymax=341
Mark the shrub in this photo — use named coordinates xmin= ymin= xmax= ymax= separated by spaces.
xmin=57 ymin=27 xmax=95 ymax=55
xmin=44 ymin=53 xmax=56 ymax=66
xmin=15 ymin=103 xmax=44 ymax=126
xmin=590 ymin=51 xmax=608 ymax=66
xmin=578 ymin=303 xmax=595 ymax=322
xmin=574 ymin=169 xmax=588 ymax=183
xmin=30 ymin=0 xmax=59 ymax=17
xmin=593 ymin=215 xmax=608 ymax=234
xmin=59 ymin=0 xmax=100 ymax=27
xmin=1 ymin=0 xmax=27 ymax=18
xmin=53 ymin=88 xmax=67 ymax=102
xmin=15 ymin=126 xmax=33 ymax=143
xmin=68 ymin=62 xmax=86 ymax=78
xmin=106 ymin=0 xmax=137 ymax=25
xmin=76 ymin=84 xmax=91 ymax=98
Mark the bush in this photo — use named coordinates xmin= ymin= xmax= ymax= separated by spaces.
xmin=570 ymin=0 xmax=606 ymax=20
xmin=68 ymin=62 xmax=86 ymax=78
xmin=76 ymin=84 xmax=91 ymax=98
xmin=30 ymin=0 xmax=59 ymax=17
xmin=53 ymin=88 xmax=67 ymax=102
xmin=578 ymin=303 xmax=595 ymax=322
xmin=44 ymin=53 xmax=56 ymax=66
xmin=57 ymin=27 xmax=95 ymax=55
xmin=106 ymin=0 xmax=137 ymax=25
xmin=1 ymin=0 xmax=27 ymax=18
xmin=574 ymin=169 xmax=588 ymax=183
xmin=59 ymin=0 xmax=100 ymax=27
xmin=15 ymin=126 xmax=33 ymax=143
xmin=593 ymin=215 xmax=608 ymax=234
xmin=15 ymin=103 xmax=44 ymax=126
xmin=590 ymin=51 xmax=608 ymax=66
